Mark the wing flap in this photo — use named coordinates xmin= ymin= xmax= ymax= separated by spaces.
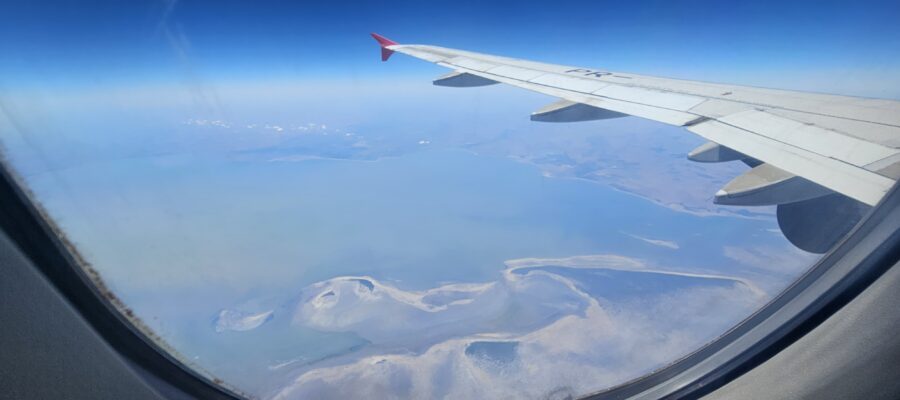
xmin=529 ymin=74 xmax=610 ymax=93
xmin=718 ymin=110 xmax=900 ymax=167
xmin=592 ymin=85 xmax=706 ymax=111
xmin=689 ymin=119 xmax=894 ymax=206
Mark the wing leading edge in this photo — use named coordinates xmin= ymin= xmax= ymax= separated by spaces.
xmin=370 ymin=33 xmax=900 ymax=252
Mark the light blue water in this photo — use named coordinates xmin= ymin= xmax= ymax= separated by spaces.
xmin=25 ymin=147 xmax=798 ymax=393
xmin=512 ymin=266 xmax=737 ymax=302
xmin=29 ymin=149 xmax=786 ymax=290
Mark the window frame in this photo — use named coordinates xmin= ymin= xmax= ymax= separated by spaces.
xmin=0 ymin=162 xmax=243 ymax=399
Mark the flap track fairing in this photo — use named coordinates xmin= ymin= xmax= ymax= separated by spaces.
xmin=715 ymin=164 xmax=833 ymax=206
xmin=530 ymin=100 xmax=627 ymax=123
xmin=433 ymin=71 xmax=499 ymax=87
xmin=688 ymin=141 xmax=746 ymax=163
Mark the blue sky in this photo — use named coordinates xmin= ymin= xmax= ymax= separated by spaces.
xmin=2 ymin=0 xmax=899 ymax=95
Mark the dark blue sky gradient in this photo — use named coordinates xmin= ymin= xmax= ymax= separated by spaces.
xmin=2 ymin=0 xmax=899 ymax=92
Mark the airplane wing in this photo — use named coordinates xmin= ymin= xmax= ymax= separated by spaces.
xmin=370 ymin=33 xmax=900 ymax=212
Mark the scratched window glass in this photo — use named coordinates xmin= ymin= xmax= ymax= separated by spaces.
xmin=2 ymin=1 xmax=897 ymax=398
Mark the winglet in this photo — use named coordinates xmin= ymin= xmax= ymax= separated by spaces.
xmin=370 ymin=33 xmax=398 ymax=62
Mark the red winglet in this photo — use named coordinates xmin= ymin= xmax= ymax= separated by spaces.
xmin=370 ymin=33 xmax=398 ymax=62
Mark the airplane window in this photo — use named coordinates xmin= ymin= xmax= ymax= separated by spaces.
xmin=2 ymin=1 xmax=897 ymax=398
